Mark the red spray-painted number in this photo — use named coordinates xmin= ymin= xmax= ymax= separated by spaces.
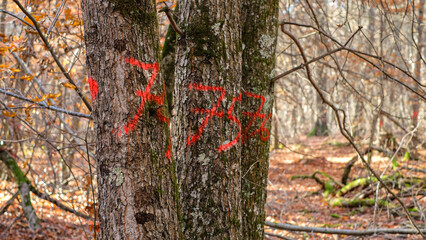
xmin=187 ymin=85 xmax=271 ymax=152
xmin=412 ymin=111 xmax=418 ymax=120
xmin=218 ymin=93 xmax=242 ymax=152
xmin=187 ymin=83 xmax=226 ymax=148
xmin=88 ymin=77 xmax=99 ymax=100
xmin=112 ymin=57 xmax=171 ymax=159
xmin=242 ymin=92 xmax=272 ymax=142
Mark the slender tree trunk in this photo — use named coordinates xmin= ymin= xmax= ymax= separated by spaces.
xmin=82 ymin=1 xmax=178 ymax=239
xmin=172 ymin=1 xmax=243 ymax=238
xmin=412 ymin=1 xmax=423 ymax=129
xmin=240 ymin=0 xmax=278 ymax=239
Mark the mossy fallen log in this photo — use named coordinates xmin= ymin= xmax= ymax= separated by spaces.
xmin=336 ymin=174 xmax=401 ymax=197
xmin=329 ymin=197 xmax=389 ymax=207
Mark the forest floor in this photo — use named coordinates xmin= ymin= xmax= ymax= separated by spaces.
xmin=265 ymin=135 xmax=426 ymax=240
xmin=0 ymin=136 xmax=424 ymax=239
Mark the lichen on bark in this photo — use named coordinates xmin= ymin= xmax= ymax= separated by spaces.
xmin=240 ymin=0 xmax=279 ymax=239
xmin=82 ymin=0 xmax=179 ymax=239
xmin=172 ymin=0 xmax=243 ymax=238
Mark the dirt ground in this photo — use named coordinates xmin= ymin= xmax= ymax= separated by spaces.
xmin=0 ymin=136 xmax=424 ymax=239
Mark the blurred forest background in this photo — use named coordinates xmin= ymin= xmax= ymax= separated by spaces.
xmin=0 ymin=0 xmax=424 ymax=239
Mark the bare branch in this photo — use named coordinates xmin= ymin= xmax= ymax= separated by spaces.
xmin=0 ymin=88 xmax=92 ymax=119
xmin=265 ymin=221 xmax=426 ymax=236
xmin=46 ymin=0 xmax=67 ymax=36
xmin=30 ymin=186 xmax=92 ymax=220
xmin=280 ymin=25 xmax=425 ymax=237
xmin=279 ymin=21 xmax=426 ymax=89
xmin=0 ymin=10 xmax=35 ymax=30
xmin=159 ymin=4 xmax=184 ymax=37
xmin=12 ymin=0 xmax=92 ymax=112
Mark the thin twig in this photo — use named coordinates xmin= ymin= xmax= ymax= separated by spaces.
xmin=30 ymin=186 xmax=92 ymax=220
xmin=12 ymin=0 xmax=92 ymax=112
xmin=0 ymin=214 xmax=23 ymax=238
xmin=0 ymin=10 xmax=36 ymax=30
xmin=159 ymin=3 xmax=184 ymax=37
xmin=265 ymin=231 xmax=296 ymax=240
xmin=0 ymin=88 xmax=92 ymax=119
xmin=0 ymin=191 xmax=19 ymax=216
xmin=46 ymin=0 xmax=67 ymax=36
xmin=85 ymin=121 xmax=97 ymax=238
xmin=280 ymin=26 xmax=424 ymax=238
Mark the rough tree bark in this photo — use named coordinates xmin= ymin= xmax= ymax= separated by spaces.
xmin=161 ymin=5 xmax=178 ymax=117
xmin=82 ymin=1 xmax=179 ymax=239
xmin=240 ymin=0 xmax=279 ymax=239
xmin=172 ymin=0 xmax=243 ymax=238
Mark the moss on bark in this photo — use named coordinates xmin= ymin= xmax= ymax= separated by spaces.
xmin=82 ymin=0 xmax=179 ymax=238
xmin=161 ymin=4 xmax=178 ymax=116
xmin=173 ymin=0 xmax=243 ymax=238
xmin=109 ymin=0 xmax=157 ymax=26
xmin=240 ymin=0 xmax=279 ymax=239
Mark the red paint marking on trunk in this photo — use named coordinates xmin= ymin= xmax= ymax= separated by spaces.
xmin=121 ymin=58 xmax=159 ymax=134
xmin=241 ymin=92 xmax=270 ymax=142
xmin=187 ymin=83 xmax=225 ymax=146
xmin=112 ymin=58 xmax=171 ymax=159
xmin=412 ymin=111 xmax=418 ymax=120
xmin=218 ymin=93 xmax=242 ymax=152
xmin=187 ymin=85 xmax=271 ymax=151
xmin=88 ymin=77 xmax=99 ymax=100
xmin=253 ymin=113 xmax=271 ymax=141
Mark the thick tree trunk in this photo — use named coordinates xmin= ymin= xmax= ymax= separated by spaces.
xmin=240 ymin=0 xmax=278 ymax=239
xmin=82 ymin=1 xmax=179 ymax=239
xmin=172 ymin=0 xmax=243 ymax=238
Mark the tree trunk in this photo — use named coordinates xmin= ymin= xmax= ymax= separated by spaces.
xmin=240 ymin=0 xmax=279 ymax=239
xmin=0 ymin=149 xmax=41 ymax=231
xmin=82 ymin=1 xmax=179 ymax=239
xmin=172 ymin=0 xmax=243 ymax=238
